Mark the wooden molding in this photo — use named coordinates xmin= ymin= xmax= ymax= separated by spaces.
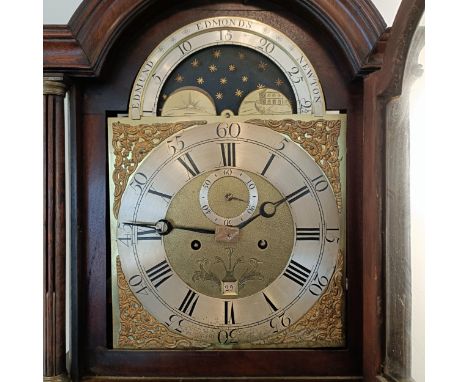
xmin=377 ymin=0 xmax=425 ymax=98
xmin=44 ymin=76 xmax=69 ymax=381
xmin=43 ymin=0 xmax=387 ymax=78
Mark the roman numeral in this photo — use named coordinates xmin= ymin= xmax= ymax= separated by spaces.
xmin=137 ymin=227 xmax=161 ymax=241
xmin=148 ymin=187 xmax=172 ymax=201
xmin=262 ymin=292 xmax=278 ymax=312
xmin=178 ymin=290 xmax=199 ymax=316
xmin=261 ymin=153 xmax=276 ymax=176
xmin=286 ymin=185 xmax=310 ymax=204
xmin=177 ymin=153 xmax=200 ymax=177
xmin=146 ymin=260 xmax=173 ymax=288
xmin=224 ymin=301 xmax=236 ymax=324
xmin=283 ymin=260 xmax=312 ymax=287
xmin=296 ymin=227 xmax=320 ymax=241
xmin=220 ymin=143 xmax=236 ymax=167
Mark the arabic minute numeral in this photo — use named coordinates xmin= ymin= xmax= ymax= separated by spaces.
xmin=218 ymin=329 xmax=238 ymax=345
xmin=299 ymin=98 xmax=312 ymax=113
xmin=128 ymin=274 xmax=149 ymax=295
xmin=178 ymin=40 xmax=192 ymax=55
xmin=117 ymin=223 xmax=132 ymax=247
xmin=311 ymin=175 xmax=329 ymax=192
xmin=309 ymin=272 xmax=331 ymax=296
xmin=129 ymin=172 xmax=148 ymax=194
xmin=167 ymin=135 xmax=184 ymax=155
xmin=219 ymin=30 xmax=233 ymax=41
xmin=216 ymin=122 xmax=241 ymax=138
xmin=269 ymin=313 xmax=291 ymax=333
xmin=287 ymin=66 xmax=303 ymax=83
xmin=326 ymin=228 xmax=340 ymax=243
xmin=275 ymin=137 xmax=290 ymax=151
xmin=164 ymin=314 xmax=183 ymax=333
xmin=257 ymin=38 xmax=275 ymax=54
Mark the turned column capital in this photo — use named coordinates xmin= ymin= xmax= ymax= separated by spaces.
xmin=43 ymin=75 xmax=68 ymax=96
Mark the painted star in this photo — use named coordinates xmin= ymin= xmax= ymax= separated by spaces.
xmin=175 ymin=74 xmax=184 ymax=82
xmin=241 ymin=75 xmax=248 ymax=83
xmin=196 ymin=77 xmax=205 ymax=85
xmin=238 ymin=52 xmax=246 ymax=60
xmin=209 ymin=64 xmax=218 ymax=72
xmin=228 ymin=64 xmax=236 ymax=72
xmin=257 ymin=83 xmax=266 ymax=89
xmin=220 ymin=77 xmax=228 ymax=85
xmin=258 ymin=61 xmax=268 ymax=71
xmin=275 ymin=78 xmax=284 ymax=86
xmin=216 ymin=92 xmax=223 ymax=100
xmin=212 ymin=49 xmax=221 ymax=59
xmin=191 ymin=58 xmax=200 ymax=68
xmin=235 ymin=89 xmax=244 ymax=97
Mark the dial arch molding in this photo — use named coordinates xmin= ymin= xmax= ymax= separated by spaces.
xmin=44 ymin=0 xmax=387 ymax=78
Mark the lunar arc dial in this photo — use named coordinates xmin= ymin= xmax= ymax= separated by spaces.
xmin=129 ymin=17 xmax=326 ymax=119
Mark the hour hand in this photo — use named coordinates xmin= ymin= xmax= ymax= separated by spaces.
xmin=123 ymin=219 xmax=215 ymax=235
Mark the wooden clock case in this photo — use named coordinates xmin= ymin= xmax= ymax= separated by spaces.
xmin=43 ymin=0 xmax=424 ymax=381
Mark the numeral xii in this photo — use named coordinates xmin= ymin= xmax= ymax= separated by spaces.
xmin=220 ymin=143 xmax=236 ymax=167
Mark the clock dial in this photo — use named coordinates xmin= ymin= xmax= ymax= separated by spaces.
xmin=129 ymin=17 xmax=325 ymax=119
xmin=116 ymin=122 xmax=340 ymax=345
xmin=198 ymin=168 xmax=259 ymax=226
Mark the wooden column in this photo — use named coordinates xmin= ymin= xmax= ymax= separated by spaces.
xmin=44 ymin=75 xmax=70 ymax=382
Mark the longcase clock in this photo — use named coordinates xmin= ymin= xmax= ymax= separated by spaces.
xmin=43 ymin=0 xmax=425 ymax=381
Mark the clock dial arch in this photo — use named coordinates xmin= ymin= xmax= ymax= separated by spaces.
xmin=117 ymin=122 xmax=340 ymax=345
xmin=129 ymin=17 xmax=326 ymax=119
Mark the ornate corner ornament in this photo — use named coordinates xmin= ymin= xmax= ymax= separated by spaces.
xmin=111 ymin=120 xmax=207 ymax=218
xmin=111 ymin=116 xmax=345 ymax=348
xmin=245 ymin=118 xmax=343 ymax=213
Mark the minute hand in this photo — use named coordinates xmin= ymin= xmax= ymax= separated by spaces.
xmin=123 ymin=219 xmax=215 ymax=235
xmin=236 ymin=197 xmax=287 ymax=229
xmin=237 ymin=185 xmax=310 ymax=229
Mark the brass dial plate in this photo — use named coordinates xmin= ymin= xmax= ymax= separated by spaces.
xmin=115 ymin=120 xmax=341 ymax=345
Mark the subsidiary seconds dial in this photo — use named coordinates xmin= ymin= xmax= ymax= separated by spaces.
xmin=199 ymin=168 xmax=258 ymax=226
